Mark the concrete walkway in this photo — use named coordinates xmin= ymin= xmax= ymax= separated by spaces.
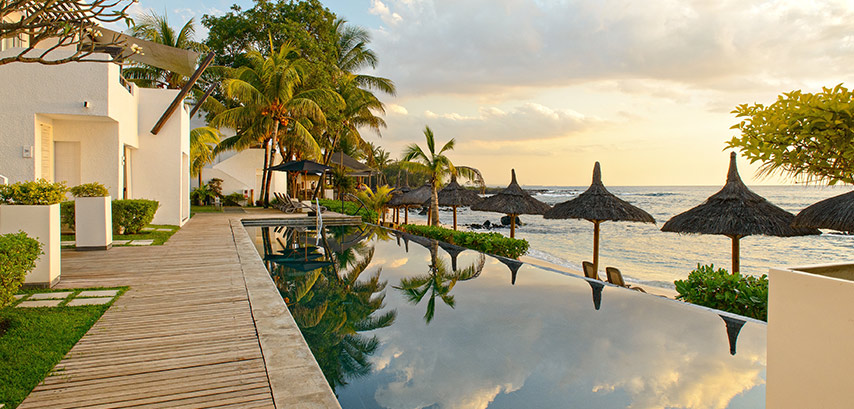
xmin=20 ymin=212 xmax=341 ymax=408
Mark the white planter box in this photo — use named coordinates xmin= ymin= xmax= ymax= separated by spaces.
xmin=324 ymin=189 xmax=334 ymax=199
xmin=74 ymin=196 xmax=112 ymax=250
xmin=0 ymin=204 xmax=61 ymax=287
xmin=768 ymin=264 xmax=854 ymax=408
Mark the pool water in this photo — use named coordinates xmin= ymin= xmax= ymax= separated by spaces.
xmin=246 ymin=224 xmax=766 ymax=409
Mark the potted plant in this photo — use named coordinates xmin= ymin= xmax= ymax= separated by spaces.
xmin=0 ymin=179 xmax=67 ymax=287
xmin=70 ymin=182 xmax=112 ymax=250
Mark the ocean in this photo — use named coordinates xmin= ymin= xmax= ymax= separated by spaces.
xmin=397 ymin=185 xmax=854 ymax=290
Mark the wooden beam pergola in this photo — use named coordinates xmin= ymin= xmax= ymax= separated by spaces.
xmin=150 ymin=52 xmax=215 ymax=135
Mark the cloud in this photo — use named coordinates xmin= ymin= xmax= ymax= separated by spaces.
xmin=368 ymin=0 xmax=854 ymax=97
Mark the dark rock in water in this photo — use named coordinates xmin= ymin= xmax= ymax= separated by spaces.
xmin=418 ymin=207 xmax=428 ymax=215
xmin=483 ymin=220 xmax=491 ymax=229
xmin=501 ymin=215 xmax=523 ymax=226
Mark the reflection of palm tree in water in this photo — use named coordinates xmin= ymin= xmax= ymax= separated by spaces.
xmin=269 ymin=227 xmax=396 ymax=390
xmin=395 ymin=239 xmax=485 ymax=324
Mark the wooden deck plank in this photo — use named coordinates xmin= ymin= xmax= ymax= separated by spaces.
xmin=20 ymin=214 xmax=277 ymax=408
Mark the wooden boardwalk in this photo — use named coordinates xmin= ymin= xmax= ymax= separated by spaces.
xmin=20 ymin=213 xmax=275 ymax=408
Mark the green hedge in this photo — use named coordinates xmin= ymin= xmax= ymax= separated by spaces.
xmin=113 ymin=200 xmax=159 ymax=234
xmin=401 ymin=224 xmax=529 ymax=259
xmin=674 ymin=264 xmax=768 ymax=321
xmin=0 ymin=232 xmax=43 ymax=307
xmin=0 ymin=179 xmax=67 ymax=205
xmin=60 ymin=199 xmax=159 ymax=234
xmin=318 ymin=199 xmax=378 ymax=223
xmin=70 ymin=182 xmax=109 ymax=197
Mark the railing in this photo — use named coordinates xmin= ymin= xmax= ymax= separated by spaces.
xmin=119 ymin=75 xmax=133 ymax=95
xmin=344 ymin=193 xmax=369 ymax=215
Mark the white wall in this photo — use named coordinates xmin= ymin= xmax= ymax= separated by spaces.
xmin=198 ymin=148 xmax=287 ymax=202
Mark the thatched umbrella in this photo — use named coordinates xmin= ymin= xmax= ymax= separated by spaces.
xmin=662 ymin=152 xmax=820 ymax=273
xmin=388 ymin=184 xmax=431 ymax=225
xmin=437 ymin=174 xmax=483 ymax=230
xmin=390 ymin=173 xmax=412 ymax=224
xmin=544 ymin=162 xmax=655 ymax=273
xmin=792 ymin=190 xmax=854 ymax=232
xmin=472 ymin=169 xmax=550 ymax=238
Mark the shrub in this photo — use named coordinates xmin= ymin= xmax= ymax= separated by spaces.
xmin=0 ymin=179 xmax=67 ymax=205
xmin=191 ymin=185 xmax=216 ymax=206
xmin=400 ymin=224 xmax=530 ymax=259
xmin=674 ymin=264 xmax=768 ymax=321
xmin=112 ymin=199 xmax=159 ymax=234
xmin=318 ymin=198 xmax=378 ymax=223
xmin=0 ymin=232 xmax=43 ymax=307
xmin=69 ymin=182 xmax=109 ymax=197
xmin=206 ymin=178 xmax=223 ymax=197
xmin=223 ymin=192 xmax=244 ymax=206
xmin=60 ymin=201 xmax=75 ymax=229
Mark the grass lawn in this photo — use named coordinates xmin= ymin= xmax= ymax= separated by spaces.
xmin=61 ymin=224 xmax=179 ymax=248
xmin=0 ymin=287 xmax=127 ymax=408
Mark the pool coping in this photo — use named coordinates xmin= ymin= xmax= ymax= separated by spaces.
xmin=231 ymin=218 xmax=342 ymax=408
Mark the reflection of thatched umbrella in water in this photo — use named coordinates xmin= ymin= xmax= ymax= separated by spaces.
xmin=472 ymin=169 xmax=550 ymax=238
xmin=544 ymin=162 xmax=655 ymax=274
xmin=438 ymin=242 xmax=466 ymax=271
xmin=388 ymin=184 xmax=431 ymax=225
xmin=588 ymin=280 xmax=604 ymax=311
xmin=492 ymin=255 xmax=523 ymax=285
xmin=662 ymin=152 xmax=820 ymax=273
xmin=437 ymin=174 xmax=483 ymax=230
xmin=720 ymin=314 xmax=746 ymax=356
xmin=792 ymin=190 xmax=854 ymax=232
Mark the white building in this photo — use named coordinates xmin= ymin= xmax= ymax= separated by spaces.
xmin=193 ymin=145 xmax=288 ymax=205
xmin=0 ymin=34 xmax=193 ymax=226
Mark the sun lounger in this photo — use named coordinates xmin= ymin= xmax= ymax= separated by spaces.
xmin=582 ymin=261 xmax=600 ymax=281
xmin=605 ymin=267 xmax=646 ymax=292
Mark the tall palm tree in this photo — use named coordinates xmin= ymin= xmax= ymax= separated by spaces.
xmin=123 ymin=11 xmax=207 ymax=89
xmin=190 ymin=126 xmax=221 ymax=186
xmin=401 ymin=126 xmax=460 ymax=226
xmin=211 ymin=43 xmax=341 ymax=206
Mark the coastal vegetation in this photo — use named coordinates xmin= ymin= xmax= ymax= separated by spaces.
xmin=400 ymin=224 xmax=530 ymax=259
xmin=674 ymin=264 xmax=768 ymax=321
xmin=729 ymin=84 xmax=854 ymax=185
xmin=0 ymin=287 xmax=127 ymax=408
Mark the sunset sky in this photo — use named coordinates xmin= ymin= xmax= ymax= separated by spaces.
xmin=132 ymin=0 xmax=854 ymax=186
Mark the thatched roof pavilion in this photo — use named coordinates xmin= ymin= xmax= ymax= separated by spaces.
xmin=544 ymin=162 xmax=654 ymax=273
xmin=471 ymin=169 xmax=550 ymax=238
xmin=792 ymin=190 xmax=854 ymax=232
xmin=388 ymin=184 xmax=431 ymax=224
xmin=662 ymin=152 xmax=819 ymax=273
xmin=437 ymin=174 xmax=483 ymax=230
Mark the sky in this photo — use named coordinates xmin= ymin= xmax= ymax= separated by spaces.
xmin=128 ymin=0 xmax=854 ymax=186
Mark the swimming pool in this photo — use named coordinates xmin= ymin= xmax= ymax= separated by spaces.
xmin=246 ymin=223 xmax=766 ymax=408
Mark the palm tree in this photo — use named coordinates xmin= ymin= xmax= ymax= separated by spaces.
xmin=190 ymin=126 xmax=221 ymax=186
xmin=395 ymin=239 xmax=484 ymax=324
xmin=401 ymin=126 xmax=460 ymax=226
xmin=211 ymin=43 xmax=341 ymax=207
xmin=123 ymin=11 xmax=207 ymax=89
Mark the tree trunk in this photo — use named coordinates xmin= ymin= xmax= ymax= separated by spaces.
xmin=263 ymin=121 xmax=280 ymax=208
xmin=430 ymin=180 xmax=440 ymax=226
xmin=260 ymin=141 xmax=270 ymax=207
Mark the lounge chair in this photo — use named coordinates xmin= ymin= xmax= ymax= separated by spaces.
xmin=605 ymin=267 xmax=646 ymax=292
xmin=582 ymin=261 xmax=600 ymax=281
xmin=274 ymin=192 xmax=326 ymax=214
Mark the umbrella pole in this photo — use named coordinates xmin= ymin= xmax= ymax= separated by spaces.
xmin=453 ymin=207 xmax=458 ymax=230
xmin=731 ymin=235 xmax=740 ymax=274
xmin=510 ymin=214 xmax=516 ymax=238
xmin=405 ymin=206 xmax=409 ymax=224
xmin=593 ymin=220 xmax=600 ymax=273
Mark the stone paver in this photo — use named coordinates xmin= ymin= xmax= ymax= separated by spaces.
xmin=77 ymin=290 xmax=120 ymax=298
xmin=128 ymin=239 xmax=154 ymax=246
xmin=61 ymin=241 xmax=76 ymax=246
xmin=66 ymin=297 xmax=113 ymax=306
xmin=140 ymin=227 xmax=155 ymax=231
xmin=155 ymin=228 xmax=173 ymax=232
xmin=29 ymin=291 xmax=73 ymax=300
xmin=17 ymin=299 xmax=62 ymax=308
xmin=112 ymin=240 xmax=130 ymax=245
xmin=13 ymin=294 xmax=28 ymax=300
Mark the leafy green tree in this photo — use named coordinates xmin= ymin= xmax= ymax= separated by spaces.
xmin=728 ymin=84 xmax=854 ymax=184
xmin=123 ymin=11 xmax=208 ymax=89
xmin=211 ymin=43 xmax=340 ymax=206
xmin=190 ymin=126 xmax=221 ymax=186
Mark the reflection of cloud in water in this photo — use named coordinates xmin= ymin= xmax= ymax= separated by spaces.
xmin=349 ymin=245 xmax=765 ymax=409
xmin=389 ymin=258 xmax=408 ymax=268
